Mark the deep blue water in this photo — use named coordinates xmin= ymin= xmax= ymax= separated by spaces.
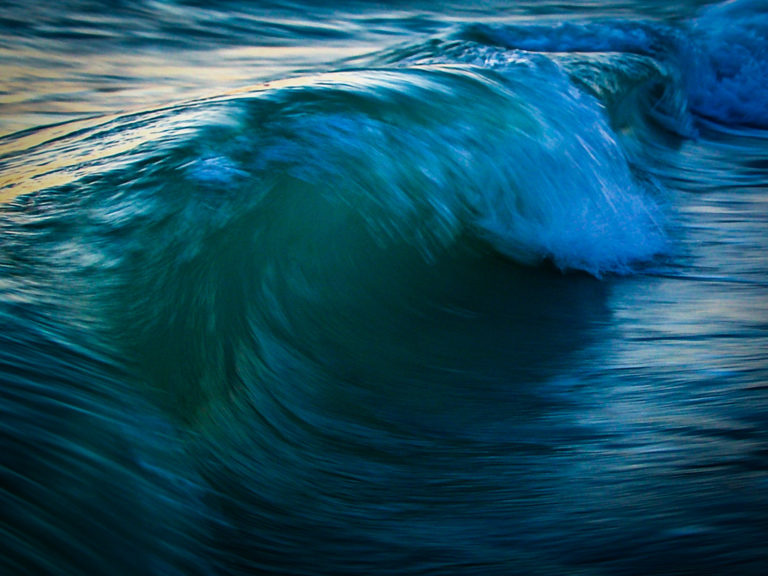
xmin=2 ymin=1 xmax=768 ymax=574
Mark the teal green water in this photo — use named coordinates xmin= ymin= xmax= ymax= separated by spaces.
xmin=2 ymin=1 xmax=768 ymax=575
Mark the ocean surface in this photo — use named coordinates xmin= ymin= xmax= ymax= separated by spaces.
xmin=1 ymin=0 xmax=768 ymax=574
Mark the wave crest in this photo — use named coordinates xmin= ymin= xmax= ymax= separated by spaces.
xmin=216 ymin=65 xmax=667 ymax=275
xmin=682 ymin=0 xmax=768 ymax=128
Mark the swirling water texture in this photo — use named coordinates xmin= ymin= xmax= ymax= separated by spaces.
xmin=2 ymin=1 xmax=768 ymax=575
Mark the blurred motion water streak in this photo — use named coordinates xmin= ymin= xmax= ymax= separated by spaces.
xmin=1 ymin=1 xmax=768 ymax=575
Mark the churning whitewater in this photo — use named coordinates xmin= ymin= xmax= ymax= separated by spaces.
xmin=1 ymin=1 xmax=768 ymax=575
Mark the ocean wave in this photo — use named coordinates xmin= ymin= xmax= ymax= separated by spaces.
xmin=2 ymin=63 xmax=634 ymax=574
xmin=0 ymin=308 xmax=212 ymax=575
xmin=681 ymin=0 xmax=768 ymax=128
xmin=440 ymin=1 xmax=768 ymax=130
xmin=2 ymin=65 xmax=667 ymax=277
xmin=2 ymin=2 xmax=768 ymax=575
xmin=459 ymin=19 xmax=667 ymax=55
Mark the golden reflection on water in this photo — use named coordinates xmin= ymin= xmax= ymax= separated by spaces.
xmin=0 ymin=42 xmax=376 ymax=202
xmin=0 ymin=43 xmax=370 ymax=138
xmin=0 ymin=64 xmax=388 ymax=204
xmin=0 ymin=114 xmax=171 ymax=203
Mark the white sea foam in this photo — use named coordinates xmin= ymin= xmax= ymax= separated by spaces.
xmin=683 ymin=0 xmax=768 ymax=127
xmin=462 ymin=64 xmax=668 ymax=275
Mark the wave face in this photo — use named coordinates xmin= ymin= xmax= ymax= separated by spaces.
xmin=2 ymin=1 xmax=768 ymax=575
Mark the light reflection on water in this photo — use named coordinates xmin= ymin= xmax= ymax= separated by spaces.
xmin=0 ymin=0 xmax=719 ymax=137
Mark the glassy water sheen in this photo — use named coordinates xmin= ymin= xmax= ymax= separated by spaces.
xmin=1 ymin=1 xmax=768 ymax=574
